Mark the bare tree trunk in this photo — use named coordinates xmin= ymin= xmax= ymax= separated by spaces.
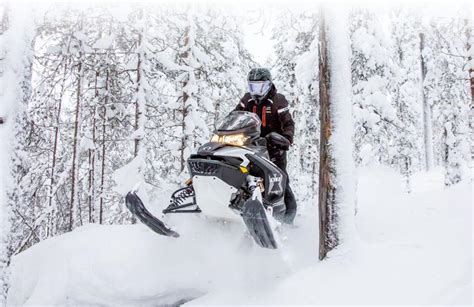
xmin=88 ymin=70 xmax=99 ymax=223
xmin=87 ymin=131 xmax=95 ymax=223
xmin=419 ymin=33 xmax=434 ymax=171
xmin=48 ymin=57 xmax=69 ymax=232
xmin=180 ymin=26 xmax=190 ymax=173
xmin=131 ymin=29 xmax=143 ymax=224
xmin=99 ymin=69 xmax=109 ymax=224
xmin=134 ymin=9 xmax=144 ymax=159
xmin=317 ymin=9 xmax=354 ymax=260
xmin=69 ymin=58 xmax=83 ymax=231
xmin=134 ymin=37 xmax=142 ymax=158
xmin=47 ymin=33 xmax=73 ymax=234
xmin=318 ymin=12 xmax=338 ymax=260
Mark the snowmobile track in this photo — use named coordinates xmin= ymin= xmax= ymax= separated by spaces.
xmin=241 ymin=199 xmax=278 ymax=249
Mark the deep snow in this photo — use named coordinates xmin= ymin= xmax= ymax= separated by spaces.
xmin=7 ymin=167 xmax=472 ymax=306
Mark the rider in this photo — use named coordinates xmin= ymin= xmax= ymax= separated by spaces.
xmin=234 ymin=68 xmax=297 ymax=224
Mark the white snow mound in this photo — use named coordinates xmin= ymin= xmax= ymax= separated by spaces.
xmin=7 ymin=167 xmax=473 ymax=306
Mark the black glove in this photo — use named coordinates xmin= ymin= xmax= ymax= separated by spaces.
xmin=265 ymin=132 xmax=290 ymax=151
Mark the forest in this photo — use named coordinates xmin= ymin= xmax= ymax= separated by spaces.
xmin=0 ymin=1 xmax=472 ymax=305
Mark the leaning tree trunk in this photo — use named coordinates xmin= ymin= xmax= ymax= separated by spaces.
xmin=419 ymin=33 xmax=434 ymax=171
xmin=318 ymin=8 xmax=355 ymax=260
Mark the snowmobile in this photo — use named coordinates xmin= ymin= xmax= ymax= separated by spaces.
xmin=125 ymin=111 xmax=290 ymax=249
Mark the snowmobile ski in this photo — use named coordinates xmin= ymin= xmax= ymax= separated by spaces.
xmin=125 ymin=192 xmax=179 ymax=238
xmin=241 ymin=199 xmax=278 ymax=249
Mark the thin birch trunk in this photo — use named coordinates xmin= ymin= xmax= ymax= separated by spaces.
xmin=419 ymin=33 xmax=434 ymax=171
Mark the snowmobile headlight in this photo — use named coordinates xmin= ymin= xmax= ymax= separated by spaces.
xmin=210 ymin=133 xmax=249 ymax=146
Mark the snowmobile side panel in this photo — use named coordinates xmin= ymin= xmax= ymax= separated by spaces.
xmin=125 ymin=192 xmax=179 ymax=238
xmin=192 ymin=175 xmax=240 ymax=220
xmin=212 ymin=146 xmax=253 ymax=167
xmin=245 ymin=153 xmax=286 ymax=204
xmin=241 ymin=199 xmax=277 ymax=249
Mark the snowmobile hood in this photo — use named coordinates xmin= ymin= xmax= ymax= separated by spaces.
xmin=197 ymin=142 xmax=226 ymax=155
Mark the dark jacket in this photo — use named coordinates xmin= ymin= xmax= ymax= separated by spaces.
xmin=234 ymin=85 xmax=295 ymax=144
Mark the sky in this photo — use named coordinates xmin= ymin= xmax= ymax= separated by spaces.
xmin=241 ymin=7 xmax=278 ymax=66
xmin=2 ymin=0 xmax=471 ymax=66
xmin=238 ymin=0 xmax=472 ymax=67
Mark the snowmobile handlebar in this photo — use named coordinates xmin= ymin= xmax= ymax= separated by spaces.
xmin=265 ymin=132 xmax=290 ymax=151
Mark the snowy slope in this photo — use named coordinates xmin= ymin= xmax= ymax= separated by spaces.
xmin=7 ymin=167 xmax=472 ymax=306
xmin=192 ymin=167 xmax=472 ymax=305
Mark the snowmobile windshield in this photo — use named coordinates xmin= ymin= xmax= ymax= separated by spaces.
xmin=212 ymin=112 xmax=261 ymax=146
xmin=217 ymin=111 xmax=261 ymax=133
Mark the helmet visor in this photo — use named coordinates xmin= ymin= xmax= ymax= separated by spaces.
xmin=248 ymin=81 xmax=271 ymax=97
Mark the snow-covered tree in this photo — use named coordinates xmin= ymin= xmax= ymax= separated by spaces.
xmin=423 ymin=18 xmax=471 ymax=185
xmin=350 ymin=9 xmax=398 ymax=166
xmin=389 ymin=9 xmax=424 ymax=191
xmin=0 ymin=2 xmax=35 ymax=302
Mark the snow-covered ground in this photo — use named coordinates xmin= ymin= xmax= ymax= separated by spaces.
xmin=7 ymin=167 xmax=472 ymax=306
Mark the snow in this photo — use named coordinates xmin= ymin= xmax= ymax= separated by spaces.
xmin=7 ymin=167 xmax=472 ymax=306
xmin=294 ymin=39 xmax=319 ymax=94
xmin=240 ymin=8 xmax=277 ymax=65
xmin=93 ymin=35 xmax=115 ymax=49
xmin=112 ymin=154 xmax=147 ymax=196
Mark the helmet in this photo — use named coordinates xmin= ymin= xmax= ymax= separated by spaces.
xmin=248 ymin=68 xmax=272 ymax=82
xmin=247 ymin=68 xmax=272 ymax=101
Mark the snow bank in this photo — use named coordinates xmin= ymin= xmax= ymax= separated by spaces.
xmin=7 ymin=205 xmax=318 ymax=306
xmin=192 ymin=167 xmax=472 ymax=305
xmin=7 ymin=167 xmax=472 ymax=305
